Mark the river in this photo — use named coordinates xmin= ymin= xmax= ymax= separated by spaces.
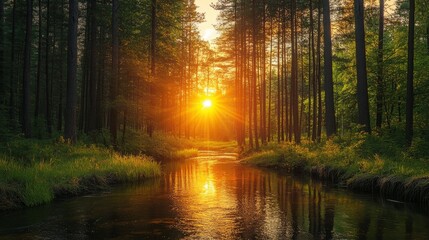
xmin=1 ymin=151 xmax=428 ymax=239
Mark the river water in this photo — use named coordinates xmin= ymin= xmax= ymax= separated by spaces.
xmin=1 ymin=151 xmax=429 ymax=239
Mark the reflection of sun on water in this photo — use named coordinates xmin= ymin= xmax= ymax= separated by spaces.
xmin=203 ymin=180 xmax=215 ymax=195
xmin=171 ymin=159 xmax=238 ymax=238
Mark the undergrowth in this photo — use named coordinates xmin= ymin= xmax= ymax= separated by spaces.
xmin=242 ymin=131 xmax=429 ymax=204
xmin=0 ymin=138 xmax=161 ymax=210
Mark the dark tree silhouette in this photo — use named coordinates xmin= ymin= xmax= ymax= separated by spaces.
xmin=354 ymin=0 xmax=371 ymax=133
xmin=406 ymin=0 xmax=415 ymax=146
xmin=65 ymin=0 xmax=78 ymax=143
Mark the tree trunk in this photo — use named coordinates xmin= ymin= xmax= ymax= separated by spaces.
xmin=252 ymin=0 xmax=258 ymax=149
xmin=57 ymin=0 xmax=65 ymax=132
xmin=35 ymin=0 xmax=42 ymax=121
xmin=9 ymin=0 xmax=17 ymax=129
xmin=45 ymin=0 xmax=52 ymax=135
xmin=87 ymin=0 xmax=97 ymax=133
xmin=405 ymin=0 xmax=415 ymax=146
xmin=148 ymin=0 xmax=156 ymax=137
xmin=65 ymin=0 xmax=78 ymax=143
xmin=316 ymin=0 xmax=322 ymax=141
xmin=354 ymin=0 xmax=371 ymax=133
xmin=260 ymin=0 xmax=267 ymax=145
xmin=376 ymin=0 xmax=384 ymax=129
xmin=323 ymin=0 xmax=337 ymax=137
xmin=23 ymin=0 xmax=33 ymax=138
xmin=110 ymin=0 xmax=119 ymax=145
xmin=0 ymin=0 xmax=3 ymax=103
xmin=277 ymin=17 xmax=281 ymax=143
xmin=268 ymin=17 xmax=273 ymax=142
xmin=291 ymin=0 xmax=300 ymax=144
xmin=310 ymin=0 xmax=317 ymax=141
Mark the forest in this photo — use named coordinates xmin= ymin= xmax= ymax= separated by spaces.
xmin=1 ymin=0 xmax=429 ymax=212
xmin=0 ymin=0 xmax=428 ymax=147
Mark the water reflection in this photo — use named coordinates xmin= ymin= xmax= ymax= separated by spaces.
xmin=1 ymin=152 xmax=429 ymax=239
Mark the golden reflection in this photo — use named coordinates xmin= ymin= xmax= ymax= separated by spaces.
xmin=202 ymin=180 xmax=215 ymax=195
xmin=168 ymin=156 xmax=240 ymax=238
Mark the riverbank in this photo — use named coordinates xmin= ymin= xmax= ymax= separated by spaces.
xmin=0 ymin=131 xmax=239 ymax=211
xmin=0 ymin=133 xmax=201 ymax=211
xmin=241 ymin=133 xmax=429 ymax=205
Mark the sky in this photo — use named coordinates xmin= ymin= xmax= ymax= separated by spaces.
xmin=195 ymin=0 xmax=220 ymax=43
xmin=195 ymin=0 xmax=398 ymax=43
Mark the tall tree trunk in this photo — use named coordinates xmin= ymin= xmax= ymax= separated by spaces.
xmin=148 ymin=0 xmax=156 ymax=137
xmin=277 ymin=18 xmax=281 ymax=143
xmin=23 ymin=0 xmax=33 ymax=138
xmin=268 ymin=17 xmax=273 ymax=142
xmin=310 ymin=0 xmax=317 ymax=141
xmin=110 ymin=0 xmax=119 ymax=145
xmin=316 ymin=0 xmax=322 ymax=141
xmin=96 ymin=26 xmax=105 ymax=130
xmin=35 ymin=0 xmax=42 ymax=121
xmin=260 ymin=0 xmax=267 ymax=145
xmin=45 ymin=0 xmax=52 ymax=135
xmin=252 ymin=0 xmax=258 ymax=149
xmin=323 ymin=0 xmax=337 ymax=137
xmin=291 ymin=0 xmax=300 ymax=144
xmin=233 ymin=0 xmax=244 ymax=146
xmin=0 ymin=0 xmax=3 ymax=103
xmin=354 ymin=0 xmax=371 ymax=133
xmin=65 ymin=0 xmax=78 ymax=143
xmin=9 ymin=0 xmax=17 ymax=129
xmin=87 ymin=0 xmax=97 ymax=133
xmin=405 ymin=0 xmax=415 ymax=146
xmin=57 ymin=0 xmax=65 ymax=132
xmin=376 ymin=0 xmax=384 ymax=129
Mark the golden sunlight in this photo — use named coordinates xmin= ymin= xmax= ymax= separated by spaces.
xmin=202 ymin=99 xmax=213 ymax=109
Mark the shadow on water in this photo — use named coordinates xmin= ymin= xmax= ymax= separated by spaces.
xmin=1 ymin=151 xmax=429 ymax=239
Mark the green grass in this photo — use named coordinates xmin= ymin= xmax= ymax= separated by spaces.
xmin=0 ymin=139 xmax=161 ymax=210
xmin=242 ymin=133 xmax=429 ymax=204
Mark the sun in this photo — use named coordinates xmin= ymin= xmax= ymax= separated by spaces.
xmin=202 ymin=99 xmax=212 ymax=109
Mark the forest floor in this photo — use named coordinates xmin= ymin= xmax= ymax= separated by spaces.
xmin=241 ymin=131 xmax=429 ymax=205
xmin=0 ymin=132 xmax=202 ymax=211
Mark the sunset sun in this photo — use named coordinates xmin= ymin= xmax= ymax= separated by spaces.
xmin=202 ymin=99 xmax=213 ymax=109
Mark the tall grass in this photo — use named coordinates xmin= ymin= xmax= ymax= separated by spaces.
xmin=242 ymin=133 xmax=429 ymax=204
xmin=0 ymin=139 xmax=161 ymax=210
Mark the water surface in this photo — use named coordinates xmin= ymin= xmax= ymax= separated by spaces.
xmin=1 ymin=151 xmax=429 ymax=239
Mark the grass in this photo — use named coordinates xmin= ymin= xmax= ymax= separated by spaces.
xmin=241 ymin=132 xmax=429 ymax=205
xmin=0 ymin=138 xmax=161 ymax=210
